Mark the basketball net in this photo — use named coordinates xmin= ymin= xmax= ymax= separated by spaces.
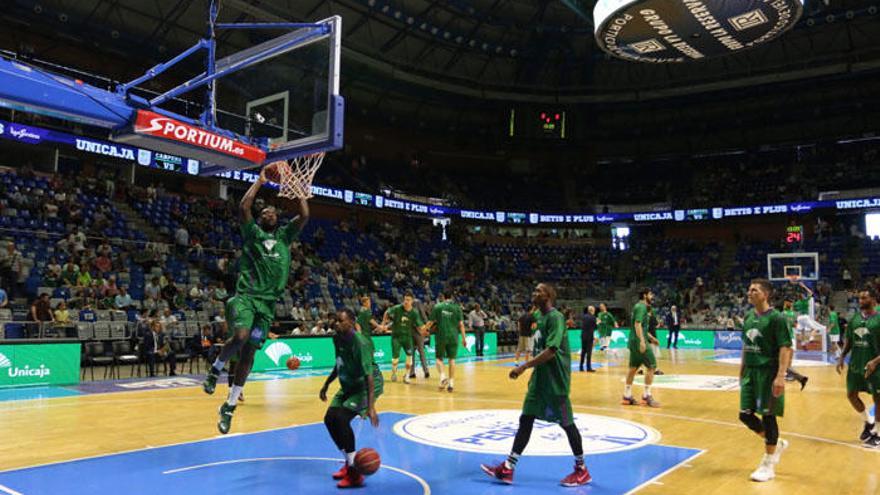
xmin=274 ymin=152 xmax=325 ymax=199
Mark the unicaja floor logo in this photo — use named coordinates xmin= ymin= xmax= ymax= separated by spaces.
xmin=394 ymin=409 xmax=659 ymax=455
xmin=264 ymin=342 xmax=293 ymax=366
xmin=0 ymin=353 xmax=10 ymax=368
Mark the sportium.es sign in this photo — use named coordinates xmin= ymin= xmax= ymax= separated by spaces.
xmin=594 ymin=0 xmax=804 ymax=63
xmin=0 ymin=343 xmax=81 ymax=388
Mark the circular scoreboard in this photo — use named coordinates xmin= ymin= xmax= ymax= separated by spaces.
xmin=594 ymin=0 xmax=804 ymax=63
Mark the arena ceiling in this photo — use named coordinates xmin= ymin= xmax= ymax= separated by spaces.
xmin=3 ymin=0 xmax=879 ymax=102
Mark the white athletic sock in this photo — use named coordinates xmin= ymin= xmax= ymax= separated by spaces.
xmin=645 ymin=385 xmax=653 ymax=397
xmin=211 ymin=358 xmax=225 ymax=373
xmin=861 ymin=409 xmax=871 ymax=423
xmin=448 ymin=378 xmax=454 ymax=387
xmin=624 ymin=384 xmax=632 ymax=398
xmin=227 ymin=385 xmax=242 ymax=406
xmin=345 ymin=450 xmax=356 ymax=466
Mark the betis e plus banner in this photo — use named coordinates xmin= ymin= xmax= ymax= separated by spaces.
xmin=0 ymin=343 xmax=81 ymax=388
xmin=252 ymin=333 xmax=499 ymax=372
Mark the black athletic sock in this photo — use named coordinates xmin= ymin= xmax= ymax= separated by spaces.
xmin=507 ymin=415 xmax=536 ymax=467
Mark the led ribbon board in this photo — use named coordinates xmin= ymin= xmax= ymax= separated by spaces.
xmin=594 ymin=0 xmax=804 ymax=62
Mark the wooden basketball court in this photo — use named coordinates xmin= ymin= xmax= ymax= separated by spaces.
xmin=0 ymin=349 xmax=876 ymax=494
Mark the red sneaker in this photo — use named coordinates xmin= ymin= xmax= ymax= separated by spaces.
xmin=332 ymin=463 xmax=348 ymax=480
xmin=560 ymin=464 xmax=592 ymax=487
xmin=480 ymin=461 xmax=514 ymax=484
xmin=337 ymin=468 xmax=365 ymax=489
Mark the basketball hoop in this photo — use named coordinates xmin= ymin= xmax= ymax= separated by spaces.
xmin=273 ymin=152 xmax=325 ymax=199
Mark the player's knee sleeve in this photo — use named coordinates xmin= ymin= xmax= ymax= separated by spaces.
xmin=739 ymin=411 xmax=764 ymax=434
xmin=762 ymin=415 xmax=779 ymax=446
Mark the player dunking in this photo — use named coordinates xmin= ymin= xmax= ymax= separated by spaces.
xmin=480 ymin=283 xmax=591 ymax=487
xmin=738 ymin=279 xmax=792 ymax=482
xmin=835 ymin=286 xmax=880 ymax=448
xmin=320 ymin=308 xmax=383 ymax=488
xmin=622 ymin=288 xmax=660 ymax=407
xmin=426 ymin=290 xmax=466 ymax=393
xmin=201 ymin=163 xmax=308 ymax=434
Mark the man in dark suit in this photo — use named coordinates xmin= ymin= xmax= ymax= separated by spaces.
xmin=666 ymin=305 xmax=682 ymax=349
xmin=580 ymin=306 xmax=598 ymax=372
xmin=143 ymin=320 xmax=177 ymax=376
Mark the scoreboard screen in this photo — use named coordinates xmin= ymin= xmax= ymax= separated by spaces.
xmin=508 ymin=108 xmax=568 ymax=140
xmin=786 ymin=225 xmax=804 ymax=244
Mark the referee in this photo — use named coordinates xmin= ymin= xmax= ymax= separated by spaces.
xmin=580 ymin=306 xmax=597 ymax=372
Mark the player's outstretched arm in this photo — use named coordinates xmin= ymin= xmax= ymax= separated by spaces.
xmin=291 ymin=197 xmax=310 ymax=232
xmin=240 ymin=169 xmax=268 ymax=222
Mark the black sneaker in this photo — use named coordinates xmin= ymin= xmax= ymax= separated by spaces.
xmin=860 ymin=423 xmax=876 ymax=443
xmin=798 ymin=376 xmax=808 ymax=391
xmin=864 ymin=434 xmax=880 ymax=449
xmin=655 ymin=370 xmax=665 ymax=376
xmin=218 ymin=402 xmax=236 ymax=434
xmin=203 ymin=370 xmax=218 ymax=395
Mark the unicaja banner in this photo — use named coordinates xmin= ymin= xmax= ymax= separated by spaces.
xmin=594 ymin=0 xmax=804 ymax=63
xmin=0 ymin=343 xmax=81 ymax=388
xmin=251 ymin=334 xmax=499 ymax=372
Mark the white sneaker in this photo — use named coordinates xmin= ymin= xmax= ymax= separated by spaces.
xmin=439 ymin=378 xmax=449 ymax=390
xmin=403 ymin=374 xmax=411 ymax=384
xmin=773 ymin=439 xmax=789 ymax=464
xmin=750 ymin=455 xmax=776 ymax=482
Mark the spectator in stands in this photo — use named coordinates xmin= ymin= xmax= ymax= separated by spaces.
xmin=0 ymin=287 xmax=7 ymax=308
xmin=0 ymin=242 xmax=23 ymax=298
xmin=114 ymin=287 xmax=134 ymax=311
xmin=174 ymin=225 xmax=189 ymax=256
xmin=211 ymin=283 xmax=228 ymax=302
xmin=29 ymin=293 xmax=54 ymax=338
xmin=160 ymin=308 xmax=181 ymax=338
xmin=60 ymin=261 xmax=79 ymax=287
xmin=94 ymin=251 xmax=112 ymax=276
xmin=44 ymin=257 xmax=62 ymax=287
xmin=191 ymin=324 xmax=218 ymax=364
xmin=161 ymin=279 xmax=181 ymax=310
xmin=145 ymin=276 xmax=161 ymax=300
xmin=76 ymin=265 xmax=92 ymax=288
xmin=188 ymin=283 xmax=206 ymax=309
xmin=143 ymin=319 xmax=176 ymax=377
xmin=53 ymin=301 xmax=73 ymax=336
xmin=71 ymin=227 xmax=86 ymax=254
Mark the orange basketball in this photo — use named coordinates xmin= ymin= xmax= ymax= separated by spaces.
xmin=286 ymin=356 xmax=300 ymax=371
xmin=263 ymin=161 xmax=284 ymax=183
xmin=354 ymin=448 xmax=380 ymax=475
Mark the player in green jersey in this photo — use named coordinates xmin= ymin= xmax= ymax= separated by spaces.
xmin=622 ymin=288 xmax=660 ymax=407
xmin=835 ymin=286 xmax=880 ymax=448
xmin=381 ymin=291 xmax=428 ymax=384
xmin=790 ymin=279 xmax=827 ymax=345
xmin=828 ymin=304 xmax=842 ymax=358
xmin=320 ymin=308 xmax=383 ymax=488
xmin=201 ymin=162 xmax=309 ymax=434
xmin=356 ymin=295 xmax=380 ymax=342
xmin=481 ymin=283 xmax=591 ymax=487
xmin=738 ymin=279 xmax=793 ymax=482
xmin=425 ymin=290 xmax=466 ymax=393
xmin=781 ymin=300 xmax=809 ymax=390
xmin=597 ymin=303 xmax=619 ymax=356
